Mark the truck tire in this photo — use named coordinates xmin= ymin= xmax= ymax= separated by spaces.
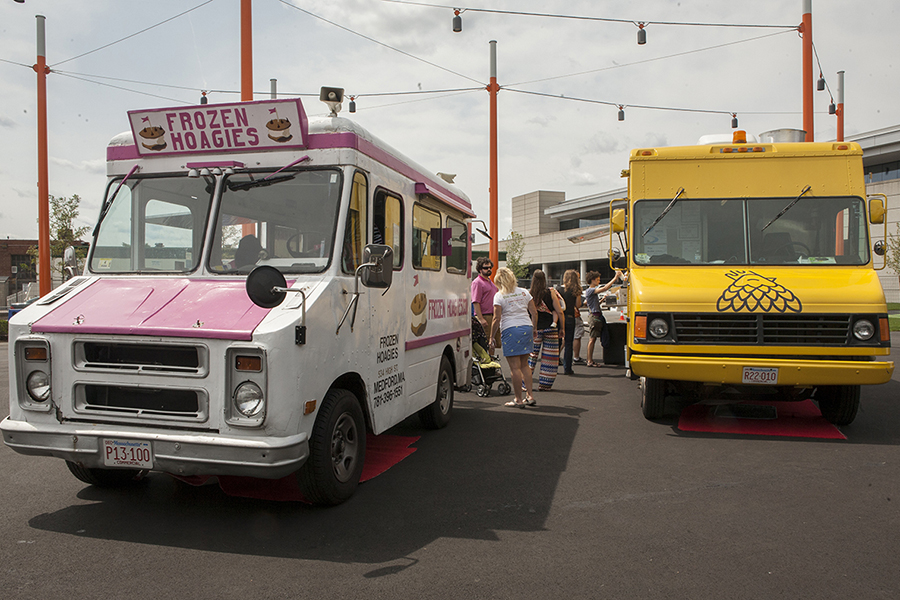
xmin=641 ymin=376 xmax=666 ymax=420
xmin=65 ymin=461 xmax=146 ymax=487
xmin=419 ymin=356 xmax=454 ymax=429
xmin=816 ymin=385 xmax=860 ymax=426
xmin=297 ymin=388 xmax=366 ymax=505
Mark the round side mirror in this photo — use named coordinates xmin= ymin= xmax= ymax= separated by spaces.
xmin=246 ymin=265 xmax=287 ymax=308
xmin=874 ymin=240 xmax=886 ymax=257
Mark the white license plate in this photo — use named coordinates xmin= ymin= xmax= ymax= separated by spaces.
xmin=741 ymin=367 xmax=778 ymax=385
xmin=103 ymin=439 xmax=153 ymax=469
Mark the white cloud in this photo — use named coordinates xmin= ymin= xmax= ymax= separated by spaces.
xmin=570 ymin=171 xmax=599 ymax=186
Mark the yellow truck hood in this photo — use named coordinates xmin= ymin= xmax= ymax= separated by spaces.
xmin=630 ymin=266 xmax=887 ymax=314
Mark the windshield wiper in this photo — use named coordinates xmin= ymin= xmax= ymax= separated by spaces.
xmin=761 ymin=185 xmax=811 ymax=231
xmin=642 ymin=188 xmax=685 ymax=237
xmin=227 ymin=173 xmax=297 ymax=192
xmin=93 ymin=164 xmax=140 ymax=237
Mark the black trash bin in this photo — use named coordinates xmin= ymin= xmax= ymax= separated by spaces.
xmin=603 ymin=322 xmax=627 ymax=365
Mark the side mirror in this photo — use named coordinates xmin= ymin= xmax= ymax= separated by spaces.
xmin=611 ymin=208 xmax=626 ymax=233
xmin=874 ymin=240 xmax=886 ymax=256
xmin=63 ymin=246 xmax=78 ymax=281
xmin=246 ymin=265 xmax=287 ymax=308
xmin=360 ymin=244 xmax=393 ymax=289
xmin=64 ymin=246 xmax=77 ymax=268
xmin=609 ymin=250 xmax=629 ymax=270
xmin=869 ymin=197 xmax=886 ymax=224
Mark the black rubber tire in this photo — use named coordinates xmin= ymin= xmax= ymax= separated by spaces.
xmin=65 ymin=461 xmax=146 ymax=487
xmin=419 ymin=356 xmax=454 ymax=429
xmin=816 ymin=385 xmax=860 ymax=426
xmin=476 ymin=384 xmax=490 ymax=398
xmin=297 ymin=388 xmax=366 ymax=506
xmin=641 ymin=376 xmax=667 ymax=420
xmin=497 ymin=381 xmax=512 ymax=396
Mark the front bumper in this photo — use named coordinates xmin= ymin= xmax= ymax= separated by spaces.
xmin=1 ymin=418 xmax=309 ymax=479
xmin=630 ymin=354 xmax=894 ymax=386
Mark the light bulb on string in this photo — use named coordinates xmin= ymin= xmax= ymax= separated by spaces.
xmin=453 ymin=9 xmax=462 ymax=33
xmin=618 ymin=106 xmax=625 ymax=121
xmin=637 ymin=23 xmax=646 ymax=45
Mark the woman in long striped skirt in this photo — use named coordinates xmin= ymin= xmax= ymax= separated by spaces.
xmin=527 ymin=270 xmax=564 ymax=392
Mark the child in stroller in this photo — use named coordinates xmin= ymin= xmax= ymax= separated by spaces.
xmin=471 ymin=316 xmax=512 ymax=397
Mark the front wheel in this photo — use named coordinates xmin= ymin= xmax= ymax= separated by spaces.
xmin=816 ymin=385 xmax=860 ymax=426
xmin=297 ymin=388 xmax=366 ymax=505
xmin=641 ymin=377 xmax=667 ymax=420
xmin=66 ymin=461 xmax=147 ymax=487
xmin=419 ymin=356 xmax=454 ymax=429
xmin=497 ymin=381 xmax=512 ymax=396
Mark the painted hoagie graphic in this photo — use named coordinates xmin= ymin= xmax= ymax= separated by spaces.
xmin=139 ymin=126 xmax=167 ymax=151
xmin=266 ymin=118 xmax=293 ymax=143
xmin=410 ymin=292 xmax=427 ymax=336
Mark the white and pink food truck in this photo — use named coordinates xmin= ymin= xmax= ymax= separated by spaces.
xmin=2 ymin=92 xmax=475 ymax=504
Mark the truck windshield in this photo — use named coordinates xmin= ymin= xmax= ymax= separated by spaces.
xmin=209 ymin=169 xmax=343 ymax=274
xmin=90 ymin=175 xmax=212 ymax=273
xmin=633 ymin=196 xmax=869 ymax=266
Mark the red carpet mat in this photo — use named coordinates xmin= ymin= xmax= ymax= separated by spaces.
xmin=677 ymin=399 xmax=846 ymax=440
xmin=176 ymin=434 xmax=420 ymax=502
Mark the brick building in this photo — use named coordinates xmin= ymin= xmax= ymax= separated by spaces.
xmin=0 ymin=239 xmax=38 ymax=306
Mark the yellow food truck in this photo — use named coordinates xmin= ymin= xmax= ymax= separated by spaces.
xmin=611 ymin=131 xmax=893 ymax=425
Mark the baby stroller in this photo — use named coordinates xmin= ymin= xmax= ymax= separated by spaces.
xmin=471 ymin=316 xmax=511 ymax=397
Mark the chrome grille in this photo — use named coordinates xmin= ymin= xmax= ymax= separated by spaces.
xmin=75 ymin=341 xmax=206 ymax=375
xmin=74 ymin=384 xmax=208 ymax=422
xmin=672 ymin=314 xmax=851 ymax=345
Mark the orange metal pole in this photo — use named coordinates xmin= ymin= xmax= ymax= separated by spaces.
xmin=241 ymin=0 xmax=253 ymax=101
xmin=488 ymin=41 xmax=499 ymax=276
xmin=35 ymin=15 xmax=51 ymax=296
xmin=836 ymin=70 xmax=845 ymax=142
xmin=801 ymin=1 xmax=813 ymax=142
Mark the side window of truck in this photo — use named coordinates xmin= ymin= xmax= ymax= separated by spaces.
xmin=412 ymin=203 xmax=441 ymax=271
xmin=374 ymin=189 xmax=403 ymax=270
xmin=342 ymin=172 xmax=368 ymax=274
xmin=446 ymin=216 xmax=467 ymax=274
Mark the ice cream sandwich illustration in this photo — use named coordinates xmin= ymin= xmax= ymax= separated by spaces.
xmin=410 ymin=292 xmax=427 ymax=337
xmin=266 ymin=118 xmax=293 ymax=143
xmin=139 ymin=126 xmax=167 ymax=151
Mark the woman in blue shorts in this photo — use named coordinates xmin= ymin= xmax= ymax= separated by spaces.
xmin=489 ymin=267 xmax=538 ymax=408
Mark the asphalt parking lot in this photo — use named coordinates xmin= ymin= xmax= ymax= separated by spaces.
xmin=1 ymin=339 xmax=899 ymax=600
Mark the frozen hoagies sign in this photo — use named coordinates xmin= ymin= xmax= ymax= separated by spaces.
xmin=127 ymin=98 xmax=309 ymax=156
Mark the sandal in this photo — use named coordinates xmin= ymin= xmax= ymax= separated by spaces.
xmin=524 ymin=395 xmax=537 ymax=406
xmin=504 ymin=400 xmax=527 ymax=408
xmin=586 ymin=361 xmax=598 ymax=367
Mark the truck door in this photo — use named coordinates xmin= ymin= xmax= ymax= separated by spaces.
xmin=368 ymin=189 xmax=407 ymax=431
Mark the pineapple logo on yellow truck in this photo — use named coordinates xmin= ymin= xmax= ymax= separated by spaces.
xmin=611 ymin=130 xmax=893 ymax=426
xmin=717 ymin=271 xmax=801 ymax=313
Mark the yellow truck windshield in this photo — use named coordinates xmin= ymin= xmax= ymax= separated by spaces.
xmin=634 ymin=196 xmax=869 ymax=266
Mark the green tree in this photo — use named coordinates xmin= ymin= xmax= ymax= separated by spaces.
xmin=27 ymin=194 xmax=91 ymax=277
xmin=504 ymin=230 xmax=530 ymax=279
xmin=886 ymin=224 xmax=900 ymax=285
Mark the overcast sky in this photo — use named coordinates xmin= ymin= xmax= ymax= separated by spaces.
xmin=1 ymin=0 xmax=898 ymax=240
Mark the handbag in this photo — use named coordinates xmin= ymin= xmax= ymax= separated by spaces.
xmin=536 ymin=292 xmax=554 ymax=330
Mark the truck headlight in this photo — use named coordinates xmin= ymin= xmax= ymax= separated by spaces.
xmin=26 ymin=370 xmax=51 ymax=402
xmin=234 ymin=381 xmax=265 ymax=417
xmin=648 ymin=318 xmax=669 ymax=339
xmin=853 ymin=319 xmax=875 ymax=341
